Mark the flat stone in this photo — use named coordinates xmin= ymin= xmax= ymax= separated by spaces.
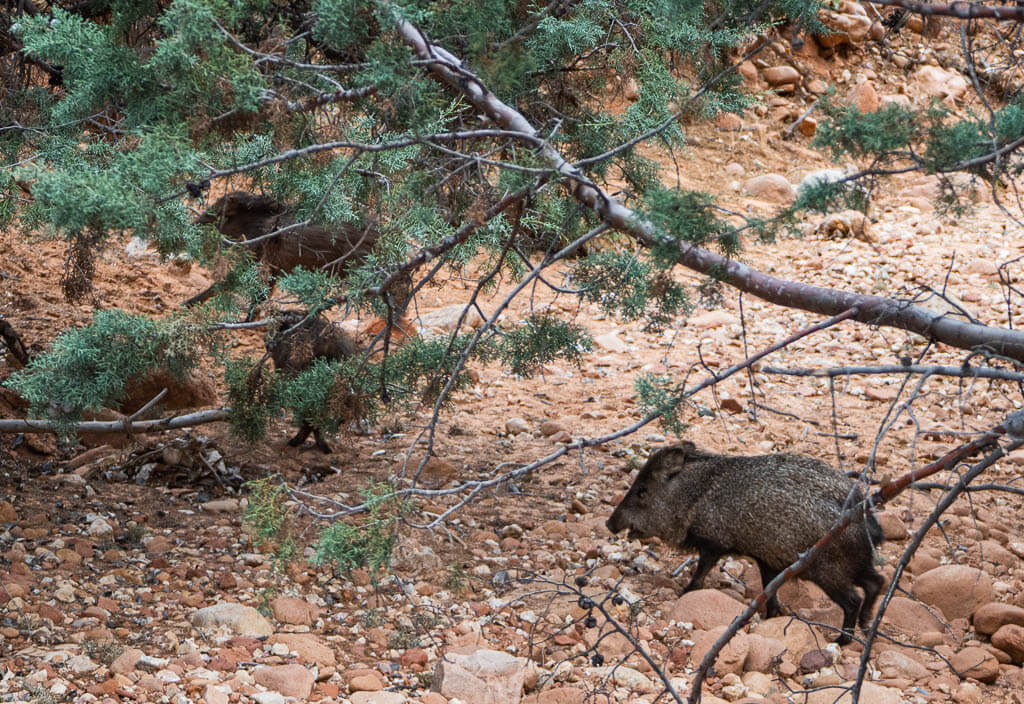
xmin=191 ymin=603 xmax=274 ymax=637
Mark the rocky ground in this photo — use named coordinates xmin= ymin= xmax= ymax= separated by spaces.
xmin=3 ymin=4 xmax=1024 ymax=704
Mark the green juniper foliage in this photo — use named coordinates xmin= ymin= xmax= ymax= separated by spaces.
xmin=5 ymin=310 xmax=203 ymax=428
xmin=313 ymin=483 xmax=406 ymax=583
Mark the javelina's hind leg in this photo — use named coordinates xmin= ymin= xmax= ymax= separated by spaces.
xmin=313 ymin=429 xmax=332 ymax=454
xmin=823 ymin=585 xmax=863 ymax=646
xmin=682 ymin=541 xmax=724 ymax=593
xmin=288 ymin=425 xmax=314 ymax=448
xmin=755 ymin=559 xmax=782 ymax=617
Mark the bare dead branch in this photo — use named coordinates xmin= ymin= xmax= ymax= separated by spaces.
xmin=395 ymin=19 xmax=1024 ymax=364
xmin=0 ymin=409 xmax=230 ymax=435
xmin=763 ymin=363 xmax=1024 ymax=382
xmin=865 ymin=0 xmax=1024 ymax=21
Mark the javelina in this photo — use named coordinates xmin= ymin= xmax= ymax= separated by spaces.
xmin=265 ymin=310 xmax=364 ymax=453
xmin=606 ymin=442 xmax=884 ymax=645
xmin=188 ymin=192 xmax=411 ymax=312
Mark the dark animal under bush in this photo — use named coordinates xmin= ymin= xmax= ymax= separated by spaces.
xmin=264 ymin=309 xmax=364 ymax=453
xmin=606 ymin=442 xmax=884 ymax=645
xmin=187 ymin=192 xmax=408 ymax=308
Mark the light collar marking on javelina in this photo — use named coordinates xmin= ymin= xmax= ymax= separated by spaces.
xmin=606 ymin=442 xmax=884 ymax=646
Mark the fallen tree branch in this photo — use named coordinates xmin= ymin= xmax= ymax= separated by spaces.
xmin=864 ymin=0 xmax=1024 ymax=21
xmin=396 ymin=17 xmax=1024 ymax=364
xmin=0 ymin=409 xmax=230 ymax=435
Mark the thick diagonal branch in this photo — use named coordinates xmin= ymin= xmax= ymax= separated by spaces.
xmin=396 ymin=19 xmax=1024 ymax=363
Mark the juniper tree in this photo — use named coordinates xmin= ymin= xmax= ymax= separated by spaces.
xmin=2 ymin=0 xmax=1024 ymax=449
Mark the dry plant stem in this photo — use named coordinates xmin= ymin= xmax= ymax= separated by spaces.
xmin=0 ymin=409 xmax=229 ymax=434
xmin=686 ymin=409 xmax=1024 ymax=704
xmin=864 ymin=0 xmax=1024 ymax=21
xmin=851 ymin=439 xmax=1022 ymax=701
xmin=396 ymin=17 xmax=1024 ymax=363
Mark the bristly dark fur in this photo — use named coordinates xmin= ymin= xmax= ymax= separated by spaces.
xmin=607 ymin=443 xmax=884 ymax=646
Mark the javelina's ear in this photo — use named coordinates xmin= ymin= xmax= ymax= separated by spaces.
xmin=649 ymin=445 xmax=688 ymax=482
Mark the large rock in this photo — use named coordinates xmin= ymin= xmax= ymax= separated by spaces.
xmin=763 ymin=65 xmax=801 ymax=87
xmin=191 ymin=603 xmax=274 ymax=637
xmin=911 ymin=565 xmax=993 ymax=621
xmin=805 ymin=681 xmax=900 ymax=704
xmin=881 ymin=596 xmax=945 ymax=637
xmin=267 ymin=634 xmax=336 ymax=666
xmin=743 ymin=174 xmax=796 ymax=204
xmin=875 ymin=649 xmax=928 ymax=681
xmin=419 ymin=304 xmax=485 ymax=331
xmin=667 ymin=589 xmax=746 ymax=630
xmin=752 ymin=617 xmax=826 ymax=658
xmin=949 ymin=646 xmax=1000 ymax=683
xmin=991 ymin=624 xmax=1024 ymax=664
xmin=269 ymin=596 xmax=318 ymax=626
xmin=973 ymin=602 xmax=1024 ymax=636
xmin=253 ymin=664 xmax=315 ymax=699
xmin=689 ymin=627 xmax=750 ymax=676
xmin=433 ymin=649 xmax=529 ymax=704
xmin=915 ymin=66 xmax=967 ymax=103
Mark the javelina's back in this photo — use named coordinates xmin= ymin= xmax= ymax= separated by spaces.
xmin=606 ymin=443 xmax=883 ymax=645
xmin=197 ymin=191 xmax=379 ymax=276
xmin=188 ymin=192 xmax=414 ymax=312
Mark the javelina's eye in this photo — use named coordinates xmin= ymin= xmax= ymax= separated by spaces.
xmin=636 ymin=487 xmax=647 ymax=499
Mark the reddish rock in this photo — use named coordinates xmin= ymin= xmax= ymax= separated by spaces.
xmin=401 ymin=648 xmax=430 ymax=667
xmin=881 ymin=596 xmax=945 ymax=637
xmin=949 ymin=646 xmax=1000 ymax=683
xmin=109 ymin=648 xmax=143 ymax=675
xmin=268 ymin=633 xmax=336 ymax=666
xmin=716 ymin=113 xmax=742 ymax=130
xmin=911 ymin=565 xmax=993 ymax=621
xmin=345 ymin=668 xmax=387 ymax=690
xmin=848 ymin=81 xmax=879 ymax=113
xmin=876 ymin=649 xmax=928 ymax=681
xmin=253 ymin=663 xmax=315 ymax=698
xmin=742 ymin=633 xmax=786 ymax=673
xmin=349 ymin=673 xmax=385 ymax=692
xmin=417 ymin=694 xmax=449 ymax=704
xmin=743 ymin=174 xmax=796 ymax=204
xmin=270 ymin=596 xmax=318 ymax=626
xmin=0 ymin=500 xmax=17 ymax=522
xmin=991 ymin=624 xmax=1024 ymax=664
xmin=876 ymin=511 xmax=907 ymax=541
xmin=973 ymin=603 xmax=1024 ymax=636
xmin=432 ymin=649 xmax=529 ymax=704
xmin=667 ymin=589 xmax=745 ymax=630
xmin=523 ymin=687 xmax=586 ymax=704
xmin=37 ymin=603 xmax=63 ymax=624
xmin=689 ymin=627 xmax=750 ymax=676
xmin=762 ymin=65 xmax=800 ymax=87
xmin=799 ymin=649 xmax=834 ymax=673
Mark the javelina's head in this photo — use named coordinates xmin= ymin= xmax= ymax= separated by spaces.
xmin=196 ymin=192 xmax=288 ymax=234
xmin=606 ymin=443 xmax=694 ymax=541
